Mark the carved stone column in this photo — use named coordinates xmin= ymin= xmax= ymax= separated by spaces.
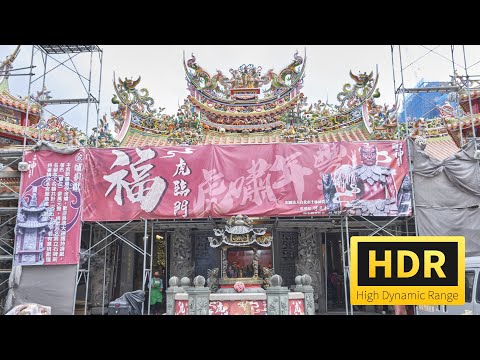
xmin=266 ymin=275 xmax=289 ymax=315
xmin=186 ymin=276 xmax=210 ymax=315
xmin=89 ymin=228 xmax=115 ymax=315
xmin=295 ymin=227 xmax=325 ymax=314
xmin=297 ymin=274 xmax=315 ymax=315
xmin=166 ymin=276 xmax=185 ymax=315
xmin=170 ymin=228 xmax=194 ymax=280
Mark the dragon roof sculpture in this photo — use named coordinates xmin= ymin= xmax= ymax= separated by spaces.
xmin=184 ymin=49 xmax=306 ymax=103
xmin=0 ymin=46 xmax=21 ymax=87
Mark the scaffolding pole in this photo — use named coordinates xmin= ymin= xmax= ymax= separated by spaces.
xmin=38 ymin=52 xmax=47 ymax=142
xmin=323 ymin=232 xmax=328 ymax=314
xmin=83 ymin=224 xmax=93 ymax=315
xmin=462 ymin=45 xmax=478 ymax=148
xmin=85 ymin=49 xmax=94 ymax=143
xmin=22 ymin=45 xmax=35 ymax=153
xmin=94 ymin=221 xmax=145 ymax=256
xmin=95 ymin=51 xmax=104 ymax=148
xmin=397 ymin=45 xmax=420 ymax=237
xmin=102 ymin=227 xmax=107 ymax=313
xmin=451 ymin=45 xmax=464 ymax=147
xmin=345 ymin=215 xmax=353 ymax=315
xmin=340 ymin=216 xmax=349 ymax=315
xmin=390 ymin=45 xmax=401 ymax=140
xmin=141 ymin=219 xmax=148 ymax=315
xmin=147 ymin=221 xmax=154 ymax=315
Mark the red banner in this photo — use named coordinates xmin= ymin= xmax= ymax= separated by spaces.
xmin=82 ymin=141 xmax=411 ymax=221
xmin=209 ymin=300 xmax=267 ymax=315
xmin=14 ymin=150 xmax=85 ymax=266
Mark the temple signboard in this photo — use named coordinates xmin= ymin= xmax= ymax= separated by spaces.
xmin=82 ymin=140 xmax=411 ymax=221
xmin=14 ymin=150 xmax=85 ymax=266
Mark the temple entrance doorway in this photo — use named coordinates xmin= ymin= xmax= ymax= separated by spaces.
xmin=111 ymin=230 xmax=168 ymax=315
xmin=325 ymin=232 xmax=345 ymax=313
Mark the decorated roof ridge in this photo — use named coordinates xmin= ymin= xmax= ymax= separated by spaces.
xmin=189 ymin=92 xmax=302 ymax=124
xmin=0 ymin=91 xmax=39 ymax=114
xmin=125 ymin=121 xmax=369 ymax=137
xmin=443 ymin=112 xmax=480 ymax=148
xmin=309 ymin=67 xmax=380 ymax=123
xmin=459 ymin=91 xmax=480 ymax=102
xmin=183 ymin=49 xmax=306 ymax=103
xmin=451 ymin=72 xmax=480 ymax=101
xmin=119 ymin=119 xmax=374 ymax=147
xmin=86 ymin=113 xmax=120 ymax=148
xmin=111 ymin=72 xmax=168 ymax=122
xmin=0 ymin=45 xmax=21 ymax=91
xmin=0 ymin=114 xmax=86 ymax=146
xmin=0 ymin=47 xmax=42 ymax=114
xmin=444 ymin=112 xmax=480 ymax=129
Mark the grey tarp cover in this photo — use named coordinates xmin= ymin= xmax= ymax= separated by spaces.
xmin=6 ymin=264 xmax=77 ymax=315
xmin=114 ymin=290 xmax=145 ymax=315
xmin=411 ymin=138 xmax=480 ymax=256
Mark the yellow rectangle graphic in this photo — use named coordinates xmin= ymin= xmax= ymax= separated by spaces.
xmin=350 ymin=236 xmax=465 ymax=305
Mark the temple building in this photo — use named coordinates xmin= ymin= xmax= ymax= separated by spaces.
xmin=85 ymin=51 xmax=456 ymax=314
xmin=1 ymin=47 xmax=478 ymax=314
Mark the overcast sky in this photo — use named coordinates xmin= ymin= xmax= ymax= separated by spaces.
xmin=2 ymin=45 xmax=480 ymax=136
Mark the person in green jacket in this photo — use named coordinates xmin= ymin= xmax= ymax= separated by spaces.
xmin=149 ymin=271 xmax=163 ymax=315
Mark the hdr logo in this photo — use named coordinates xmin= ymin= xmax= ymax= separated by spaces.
xmin=350 ymin=236 xmax=465 ymax=305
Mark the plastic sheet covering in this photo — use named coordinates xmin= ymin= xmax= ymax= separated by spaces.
xmin=4 ymin=265 xmax=22 ymax=312
xmin=5 ymin=264 xmax=77 ymax=315
xmin=5 ymin=303 xmax=51 ymax=315
xmin=411 ymin=138 xmax=480 ymax=256
xmin=114 ymin=290 xmax=145 ymax=315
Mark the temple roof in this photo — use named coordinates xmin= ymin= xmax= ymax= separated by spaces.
xmin=0 ymin=175 xmax=20 ymax=197
xmin=183 ymin=50 xmax=306 ymax=105
xmin=424 ymin=135 xmax=460 ymax=160
xmin=0 ymin=119 xmax=83 ymax=144
xmin=121 ymin=116 xmax=371 ymax=147
xmin=0 ymin=91 xmax=39 ymax=114
xmin=112 ymin=56 xmax=386 ymax=145
xmin=0 ymin=46 xmax=40 ymax=114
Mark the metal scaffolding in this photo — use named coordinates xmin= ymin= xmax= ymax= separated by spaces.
xmin=391 ymin=45 xmax=478 ymax=148
xmin=21 ymin=45 xmax=103 ymax=151
xmin=75 ymin=219 xmax=168 ymax=315
xmin=0 ymin=45 xmax=104 ymax=314
xmin=16 ymin=45 xmax=103 ymax=315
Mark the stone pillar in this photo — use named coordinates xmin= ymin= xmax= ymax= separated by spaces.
xmin=180 ymin=277 xmax=191 ymax=291
xmin=170 ymin=228 xmax=194 ymax=281
xmin=291 ymin=275 xmax=302 ymax=291
xmin=186 ymin=275 xmax=210 ymax=315
xmin=165 ymin=276 xmax=185 ymax=315
xmin=296 ymin=274 xmax=315 ymax=315
xmin=295 ymin=227 xmax=325 ymax=313
xmin=89 ymin=228 xmax=116 ymax=315
xmin=118 ymin=232 xmax=136 ymax=296
xmin=266 ymin=275 xmax=289 ymax=315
